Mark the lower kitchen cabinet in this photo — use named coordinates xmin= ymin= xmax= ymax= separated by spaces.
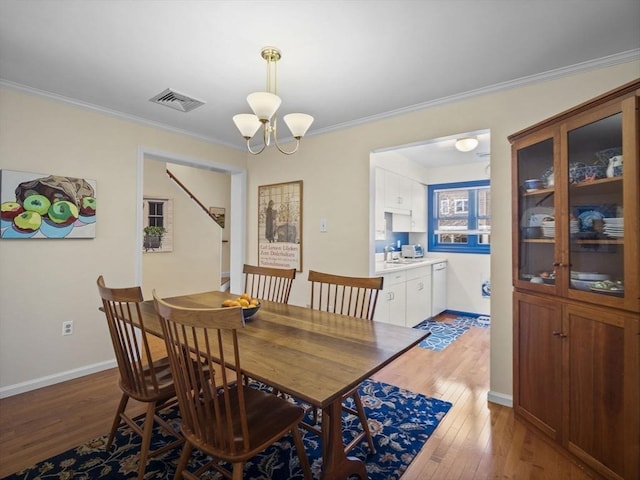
xmin=405 ymin=266 xmax=431 ymax=326
xmin=514 ymin=292 xmax=639 ymax=480
xmin=375 ymin=270 xmax=406 ymax=327
xmin=375 ymin=266 xmax=432 ymax=327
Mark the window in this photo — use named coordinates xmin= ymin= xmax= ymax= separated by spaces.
xmin=143 ymin=197 xmax=173 ymax=253
xmin=427 ymin=180 xmax=490 ymax=254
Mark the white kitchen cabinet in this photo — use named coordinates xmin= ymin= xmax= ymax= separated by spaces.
xmin=383 ymin=170 xmax=411 ymax=214
xmin=374 ymin=270 xmax=406 ymax=326
xmin=410 ymin=181 xmax=427 ymax=232
xmin=405 ymin=266 xmax=431 ymax=326
xmin=391 ymin=213 xmax=411 ymax=232
xmin=374 ymin=169 xmax=386 ymax=240
xmin=431 ymin=261 xmax=448 ymax=317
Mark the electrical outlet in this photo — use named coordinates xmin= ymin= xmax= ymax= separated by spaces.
xmin=62 ymin=320 xmax=73 ymax=336
xmin=320 ymin=218 xmax=328 ymax=232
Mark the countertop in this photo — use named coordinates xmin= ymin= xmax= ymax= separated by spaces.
xmin=374 ymin=257 xmax=447 ymax=274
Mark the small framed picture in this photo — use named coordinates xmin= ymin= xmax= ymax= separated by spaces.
xmin=209 ymin=206 xmax=225 ymax=228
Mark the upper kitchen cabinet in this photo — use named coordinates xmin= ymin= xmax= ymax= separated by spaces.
xmin=410 ymin=181 xmax=427 ymax=232
xmin=510 ymin=79 xmax=639 ymax=313
xmin=375 ymin=168 xmax=427 ymax=233
xmin=384 ymin=170 xmax=412 ymax=214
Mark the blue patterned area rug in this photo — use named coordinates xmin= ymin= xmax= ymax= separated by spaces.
xmin=3 ymin=379 xmax=452 ymax=480
xmin=414 ymin=316 xmax=490 ymax=352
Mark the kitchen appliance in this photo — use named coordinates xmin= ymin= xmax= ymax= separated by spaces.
xmin=431 ymin=261 xmax=447 ymax=317
xmin=401 ymin=244 xmax=424 ymax=258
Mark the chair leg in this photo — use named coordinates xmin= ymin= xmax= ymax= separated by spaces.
xmin=106 ymin=393 xmax=129 ymax=450
xmin=137 ymin=402 xmax=157 ymax=480
xmin=352 ymin=391 xmax=376 ymax=454
xmin=173 ymin=442 xmax=193 ymax=480
xmin=291 ymin=426 xmax=312 ymax=480
xmin=231 ymin=462 xmax=244 ymax=480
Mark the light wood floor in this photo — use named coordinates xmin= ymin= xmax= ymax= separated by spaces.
xmin=0 ymin=316 xmax=600 ymax=479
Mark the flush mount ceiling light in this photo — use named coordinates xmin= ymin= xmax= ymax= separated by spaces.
xmin=233 ymin=47 xmax=314 ymax=155
xmin=455 ymin=137 xmax=479 ymax=152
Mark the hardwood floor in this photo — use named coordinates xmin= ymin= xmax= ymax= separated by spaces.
xmin=0 ymin=316 xmax=600 ymax=479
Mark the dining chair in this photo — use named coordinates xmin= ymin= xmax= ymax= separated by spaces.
xmin=307 ymin=269 xmax=384 ymax=455
xmin=242 ymin=264 xmax=296 ymax=303
xmin=152 ymin=291 xmax=312 ymax=480
xmin=96 ymin=275 xmax=183 ymax=480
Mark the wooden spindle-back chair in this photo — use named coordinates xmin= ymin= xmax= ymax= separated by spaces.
xmin=307 ymin=270 xmax=385 ymax=455
xmin=96 ymin=275 xmax=182 ymax=480
xmin=242 ymin=264 xmax=296 ymax=303
xmin=153 ymin=291 xmax=312 ymax=480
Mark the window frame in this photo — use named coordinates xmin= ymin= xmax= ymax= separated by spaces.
xmin=427 ymin=180 xmax=490 ymax=254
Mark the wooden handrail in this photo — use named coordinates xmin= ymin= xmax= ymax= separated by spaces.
xmin=166 ymin=168 xmax=224 ymax=229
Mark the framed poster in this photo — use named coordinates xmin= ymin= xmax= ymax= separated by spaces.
xmin=258 ymin=180 xmax=302 ymax=271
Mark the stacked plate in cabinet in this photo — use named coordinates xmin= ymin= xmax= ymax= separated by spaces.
xmin=541 ymin=220 xmax=555 ymax=238
xmin=541 ymin=219 xmax=579 ymax=238
xmin=603 ymin=217 xmax=624 ymax=238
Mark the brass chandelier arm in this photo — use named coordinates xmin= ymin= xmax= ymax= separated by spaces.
xmin=246 ymin=138 xmax=267 ymax=156
xmin=246 ymin=120 xmax=301 ymax=156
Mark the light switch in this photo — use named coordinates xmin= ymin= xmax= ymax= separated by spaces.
xmin=320 ymin=218 xmax=328 ymax=232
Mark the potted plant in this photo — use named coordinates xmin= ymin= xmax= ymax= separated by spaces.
xmin=143 ymin=225 xmax=167 ymax=251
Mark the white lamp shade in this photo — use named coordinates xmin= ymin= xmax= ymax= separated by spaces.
xmin=283 ymin=113 xmax=314 ymax=138
xmin=247 ymin=92 xmax=281 ymax=121
xmin=455 ymin=137 xmax=479 ymax=152
xmin=233 ymin=114 xmax=261 ymax=139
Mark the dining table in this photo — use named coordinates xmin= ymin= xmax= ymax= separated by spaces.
xmin=136 ymin=290 xmax=429 ymax=480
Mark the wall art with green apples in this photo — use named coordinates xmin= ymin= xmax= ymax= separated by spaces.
xmin=0 ymin=169 xmax=96 ymax=239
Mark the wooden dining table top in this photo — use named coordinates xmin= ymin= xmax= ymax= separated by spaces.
xmin=139 ymin=290 xmax=428 ymax=409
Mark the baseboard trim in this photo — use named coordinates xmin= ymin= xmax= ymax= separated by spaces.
xmin=0 ymin=359 xmax=116 ymax=399
xmin=487 ymin=390 xmax=513 ymax=407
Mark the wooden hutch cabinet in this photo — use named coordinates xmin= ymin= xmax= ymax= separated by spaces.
xmin=509 ymin=79 xmax=640 ymax=480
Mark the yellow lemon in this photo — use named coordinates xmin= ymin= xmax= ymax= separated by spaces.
xmin=239 ymin=298 xmax=250 ymax=307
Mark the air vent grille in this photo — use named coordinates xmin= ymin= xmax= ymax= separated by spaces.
xmin=149 ymin=88 xmax=205 ymax=112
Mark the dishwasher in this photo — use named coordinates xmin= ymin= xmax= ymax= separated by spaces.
xmin=431 ymin=261 xmax=447 ymax=317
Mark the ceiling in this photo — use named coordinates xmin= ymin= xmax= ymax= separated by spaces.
xmin=1 ymin=0 xmax=639 ymax=164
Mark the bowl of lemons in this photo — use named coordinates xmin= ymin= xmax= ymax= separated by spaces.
xmin=222 ymin=293 xmax=261 ymax=320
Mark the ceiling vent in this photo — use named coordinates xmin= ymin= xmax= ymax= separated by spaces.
xmin=149 ymin=88 xmax=205 ymax=112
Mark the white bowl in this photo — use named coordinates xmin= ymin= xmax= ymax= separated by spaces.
xmin=570 ymin=271 xmax=610 ymax=281
xmin=571 ymin=279 xmax=597 ymax=291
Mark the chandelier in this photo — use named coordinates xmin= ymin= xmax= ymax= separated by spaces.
xmin=233 ymin=47 xmax=314 ymax=155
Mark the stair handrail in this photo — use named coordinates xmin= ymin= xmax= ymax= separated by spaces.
xmin=166 ymin=168 xmax=224 ymax=229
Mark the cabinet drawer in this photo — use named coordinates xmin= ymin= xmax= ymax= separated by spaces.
xmin=406 ymin=266 xmax=430 ymax=280
xmin=383 ymin=271 xmax=406 ymax=285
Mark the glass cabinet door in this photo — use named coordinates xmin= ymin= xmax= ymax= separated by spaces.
xmin=565 ymin=108 xmax=625 ymax=300
xmin=515 ymin=133 xmax=558 ymax=291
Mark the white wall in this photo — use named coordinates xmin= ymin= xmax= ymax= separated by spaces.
xmin=0 ymin=87 xmax=246 ymax=395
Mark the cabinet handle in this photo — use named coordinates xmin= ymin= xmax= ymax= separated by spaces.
xmin=552 ymin=331 xmax=568 ymax=338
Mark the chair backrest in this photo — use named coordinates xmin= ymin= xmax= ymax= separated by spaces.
xmin=243 ymin=264 xmax=296 ymax=303
xmin=96 ymin=275 xmax=161 ymax=401
xmin=307 ymin=270 xmax=384 ymax=321
xmin=153 ymin=292 xmax=249 ymax=455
